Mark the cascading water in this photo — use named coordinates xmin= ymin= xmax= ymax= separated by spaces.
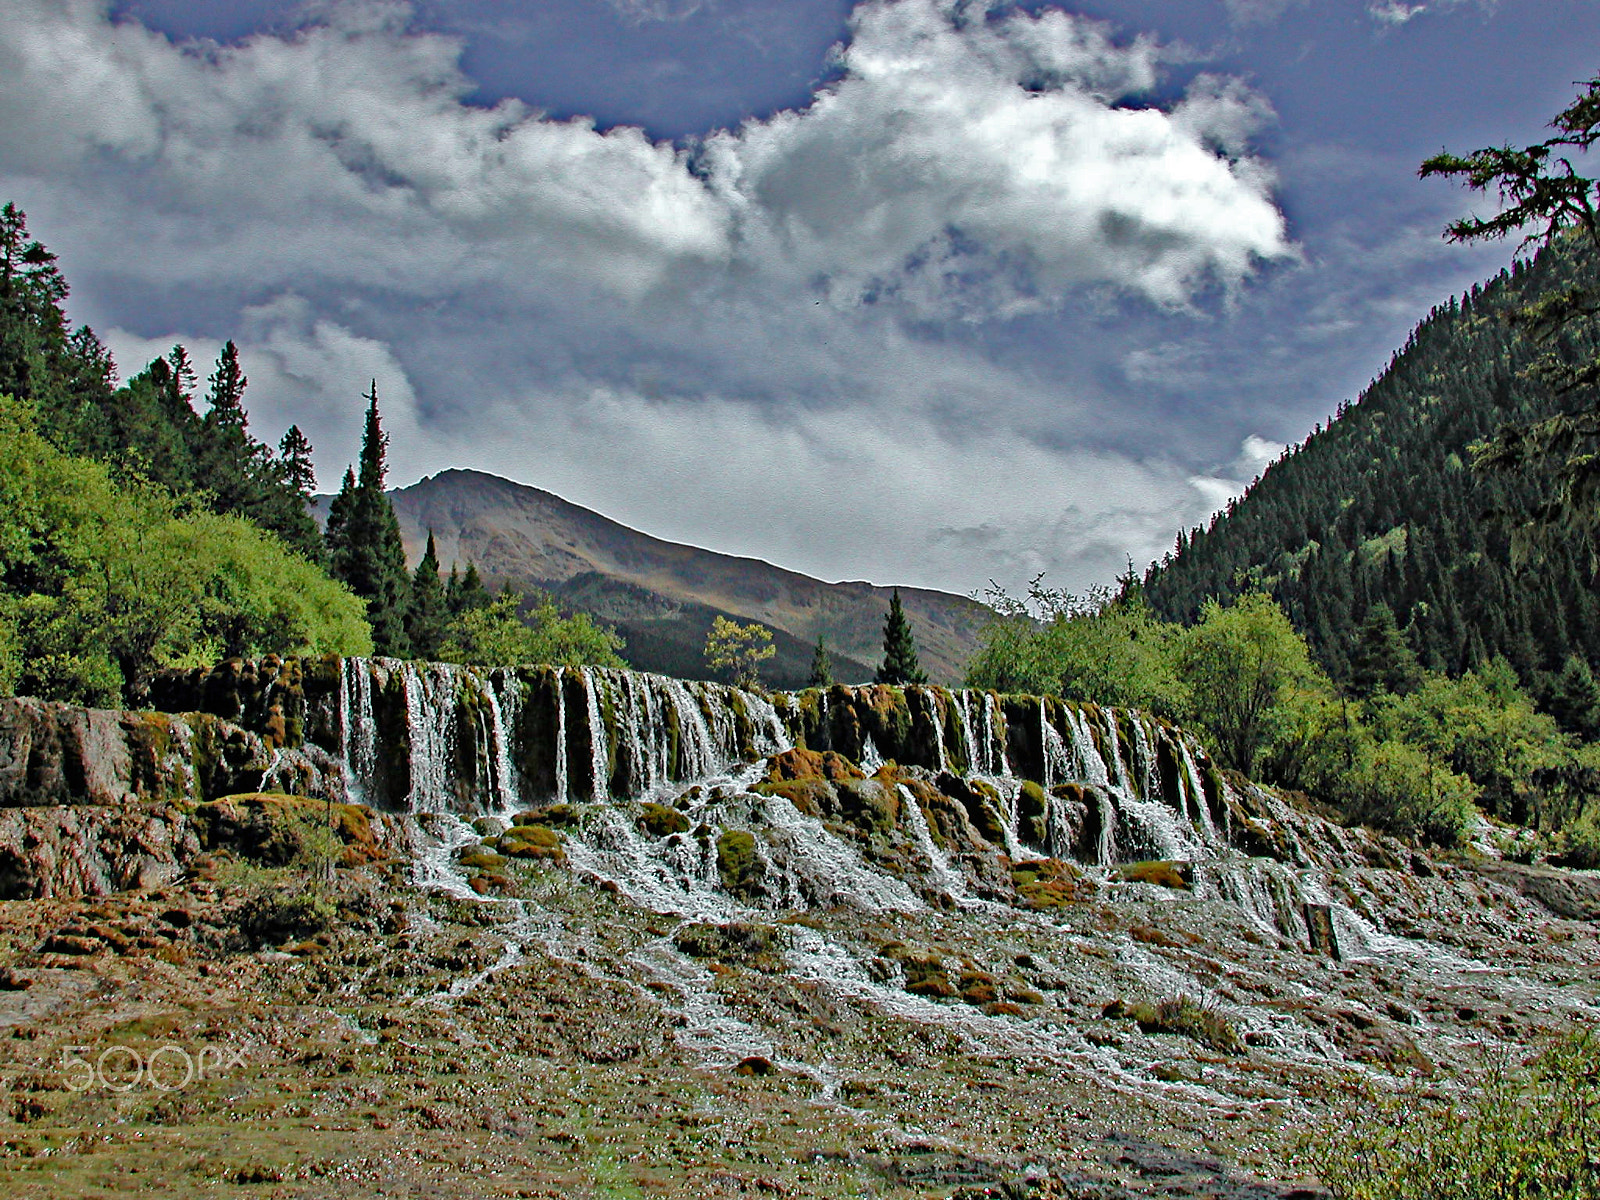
xmin=552 ymin=668 xmax=570 ymax=805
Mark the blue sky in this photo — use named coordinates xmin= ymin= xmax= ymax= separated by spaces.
xmin=4 ymin=0 xmax=1598 ymax=596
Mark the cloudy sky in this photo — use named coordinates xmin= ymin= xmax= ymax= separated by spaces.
xmin=2 ymin=0 xmax=1596 ymax=597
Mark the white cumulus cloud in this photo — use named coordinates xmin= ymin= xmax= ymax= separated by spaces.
xmin=0 ymin=0 xmax=1296 ymax=595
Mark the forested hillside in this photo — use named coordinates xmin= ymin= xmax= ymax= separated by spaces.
xmin=1144 ymin=235 xmax=1600 ymax=711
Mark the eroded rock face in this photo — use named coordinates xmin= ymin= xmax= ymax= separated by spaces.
xmin=0 ymin=804 xmax=197 ymax=899
xmin=0 ymin=697 xmax=274 ymax=808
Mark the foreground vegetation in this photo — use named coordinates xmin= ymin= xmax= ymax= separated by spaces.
xmin=1306 ymin=1033 xmax=1600 ymax=1200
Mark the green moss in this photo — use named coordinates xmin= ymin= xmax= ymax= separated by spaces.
xmin=499 ymin=824 xmax=565 ymax=862
xmin=882 ymin=946 xmax=954 ymax=999
xmin=638 ymin=802 xmax=690 ymax=837
xmin=751 ymin=778 xmax=833 ymax=818
xmin=517 ymin=803 xmax=580 ymax=829
xmin=836 ymin=779 xmax=899 ymax=837
xmin=673 ymin=921 xmax=784 ymax=969
xmin=1010 ymin=858 xmax=1093 ymax=909
xmin=715 ymin=830 xmax=762 ymax=899
xmin=458 ymin=848 xmax=508 ymax=871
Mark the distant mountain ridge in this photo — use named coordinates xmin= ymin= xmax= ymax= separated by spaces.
xmin=365 ymin=468 xmax=990 ymax=687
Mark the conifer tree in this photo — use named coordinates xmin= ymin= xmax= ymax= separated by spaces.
xmin=808 ymin=636 xmax=833 ymax=688
xmin=278 ymin=426 xmax=316 ymax=498
xmin=196 ymin=341 xmax=260 ymax=513
xmin=327 ymin=382 xmax=411 ymax=655
xmin=1548 ymin=654 xmax=1600 ymax=738
xmin=406 ymin=531 xmax=449 ymax=660
xmin=1349 ymin=603 xmax=1423 ymax=698
xmin=876 ymin=589 xmax=928 ymax=685
xmin=448 ymin=561 xmax=493 ymax=615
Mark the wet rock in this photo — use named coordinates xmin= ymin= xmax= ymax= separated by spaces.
xmin=1469 ymin=860 xmax=1600 ymax=921
xmin=638 ymin=803 xmax=690 ymax=837
xmin=1117 ymin=861 xmax=1193 ymax=891
xmin=497 ymin=824 xmax=564 ymax=862
xmin=715 ymin=830 xmax=763 ymax=899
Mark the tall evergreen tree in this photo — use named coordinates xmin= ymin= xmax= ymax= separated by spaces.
xmin=278 ymin=425 xmax=316 ymax=497
xmin=876 ymin=589 xmax=928 ymax=685
xmin=808 ymin=636 xmax=833 ymax=688
xmin=327 ymin=382 xmax=411 ymax=655
xmin=406 ymin=531 xmax=449 ymax=660
xmin=1349 ymin=603 xmax=1423 ymax=698
xmin=1548 ymin=654 xmax=1600 ymax=739
xmin=195 ymin=341 xmax=262 ymax=514
xmin=447 ymin=561 xmax=493 ymax=615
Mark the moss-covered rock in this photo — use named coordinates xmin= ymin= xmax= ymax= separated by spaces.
xmin=1010 ymin=859 xmax=1094 ymax=909
xmin=1118 ymin=860 xmax=1193 ymax=890
xmin=498 ymin=824 xmax=565 ymax=863
xmin=638 ymin=803 xmax=690 ymax=837
xmin=881 ymin=943 xmax=955 ymax=999
xmin=957 ymin=969 xmax=998 ymax=1006
xmin=191 ymin=793 xmax=384 ymax=866
xmin=715 ymin=830 xmax=763 ymax=899
xmin=516 ymin=803 xmax=581 ymax=829
xmin=935 ymin=774 xmax=1005 ymax=846
xmin=673 ymin=921 xmax=784 ymax=969
xmin=458 ymin=847 xmax=508 ymax=872
xmin=835 ymin=779 xmax=899 ymax=839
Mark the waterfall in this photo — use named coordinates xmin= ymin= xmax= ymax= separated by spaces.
xmin=553 ymin=668 xmax=570 ymax=805
xmin=954 ymin=693 xmax=981 ymax=775
xmin=1040 ymin=707 xmax=1073 ymax=789
xmin=582 ymin=667 xmax=610 ymax=801
xmin=897 ymin=783 xmax=971 ymax=905
xmin=339 ymin=657 xmax=377 ymax=804
xmin=923 ymin=690 xmax=948 ymax=773
xmin=664 ymin=678 xmax=717 ymax=780
xmin=486 ymin=669 xmax=520 ymax=813
xmin=1177 ymin=737 xmax=1219 ymax=841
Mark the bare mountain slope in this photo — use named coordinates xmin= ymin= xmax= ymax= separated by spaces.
xmin=383 ymin=468 xmax=989 ymax=685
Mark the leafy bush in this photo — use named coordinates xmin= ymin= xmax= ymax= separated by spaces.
xmin=1305 ymin=1032 xmax=1600 ymax=1200
xmin=966 ymin=579 xmax=1183 ymax=717
xmin=1347 ymin=739 xmax=1481 ymax=847
xmin=0 ymin=396 xmax=370 ymax=704
xmin=440 ymin=590 xmax=625 ymax=669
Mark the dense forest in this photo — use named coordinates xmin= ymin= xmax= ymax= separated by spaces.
xmin=1143 ymin=235 xmax=1600 ymax=725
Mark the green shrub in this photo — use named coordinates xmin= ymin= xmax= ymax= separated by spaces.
xmin=1348 ymin=740 xmax=1480 ymax=847
xmin=1305 ymin=1032 xmax=1600 ymax=1200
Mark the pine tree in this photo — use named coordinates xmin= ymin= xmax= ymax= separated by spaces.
xmin=808 ymin=637 xmax=833 ymax=688
xmin=195 ymin=341 xmax=262 ymax=513
xmin=327 ymin=382 xmax=411 ymax=656
xmin=278 ymin=426 xmax=316 ymax=497
xmin=1548 ymin=654 xmax=1600 ymax=739
xmin=448 ymin=561 xmax=493 ymax=615
xmin=1349 ymin=602 xmax=1422 ymax=699
xmin=876 ymin=589 xmax=928 ymax=685
xmin=406 ymin=531 xmax=449 ymax=660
